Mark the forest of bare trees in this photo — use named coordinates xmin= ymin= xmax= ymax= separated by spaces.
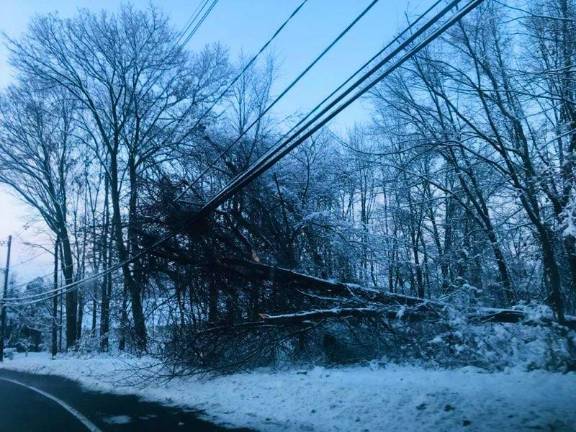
xmin=0 ymin=0 xmax=575 ymax=372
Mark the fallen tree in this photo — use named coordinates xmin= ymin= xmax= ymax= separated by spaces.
xmin=217 ymin=257 xmax=576 ymax=330
xmin=160 ymin=257 xmax=576 ymax=375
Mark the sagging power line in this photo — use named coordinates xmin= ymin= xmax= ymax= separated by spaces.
xmin=4 ymin=0 xmax=484 ymax=307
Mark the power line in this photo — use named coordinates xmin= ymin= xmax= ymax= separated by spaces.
xmin=202 ymin=0 xmax=473 ymax=207
xmin=10 ymin=250 xmax=49 ymax=269
xmin=1 ymin=0 xmax=360 ymax=303
xmin=7 ymin=0 xmax=476 ymax=305
xmin=119 ymin=0 xmax=309 ymax=212
xmin=175 ymin=0 xmax=213 ymax=47
xmin=175 ymin=0 xmax=446 ymax=214
xmin=179 ymin=0 xmax=381 ymax=198
xmin=267 ymin=0 xmax=446 ymax=156
xmin=6 ymin=270 xmax=58 ymax=292
xmin=7 ymin=0 xmax=485 ymax=306
xmin=179 ymin=0 xmax=220 ymax=47
xmin=172 ymin=0 xmax=311 ymax=182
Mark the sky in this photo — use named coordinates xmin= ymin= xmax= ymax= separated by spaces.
xmin=0 ymin=0 xmax=431 ymax=282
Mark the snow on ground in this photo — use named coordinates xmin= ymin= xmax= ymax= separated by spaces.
xmin=1 ymin=352 xmax=576 ymax=432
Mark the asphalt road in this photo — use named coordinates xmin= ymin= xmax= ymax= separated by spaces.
xmin=0 ymin=369 xmax=253 ymax=432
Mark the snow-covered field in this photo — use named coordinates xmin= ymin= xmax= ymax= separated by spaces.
xmin=1 ymin=352 xmax=575 ymax=431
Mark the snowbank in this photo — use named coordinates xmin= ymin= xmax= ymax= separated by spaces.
xmin=2 ymin=353 xmax=576 ymax=431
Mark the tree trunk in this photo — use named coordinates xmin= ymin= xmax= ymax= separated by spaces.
xmin=59 ymin=228 xmax=77 ymax=349
xmin=99 ymin=177 xmax=111 ymax=351
xmin=109 ymin=151 xmax=147 ymax=351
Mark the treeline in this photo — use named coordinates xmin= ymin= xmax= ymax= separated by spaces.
xmin=0 ymin=1 xmax=574 ymax=362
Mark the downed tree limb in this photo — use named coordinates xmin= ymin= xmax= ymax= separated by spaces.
xmin=258 ymin=307 xmax=426 ymax=324
xmin=217 ymin=257 xmax=576 ymax=330
xmin=218 ymin=257 xmax=437 ymax=308
xmin=466 ymin=308 xmax=576 ymax=328
xmin=257 ymin=306 xmax=576 ymax=330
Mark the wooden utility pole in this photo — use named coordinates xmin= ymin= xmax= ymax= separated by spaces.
xmin=0 ymin=236 xmax=13 ymax=362
xmin=51 ymin=236 xmax=59 ymax=358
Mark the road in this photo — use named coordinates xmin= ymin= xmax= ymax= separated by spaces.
xmin=0 ymin=369 xmax=253 ymax=432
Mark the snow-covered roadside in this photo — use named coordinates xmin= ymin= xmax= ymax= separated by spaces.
xmin=1 ymin=353 xmax=575 ymax=432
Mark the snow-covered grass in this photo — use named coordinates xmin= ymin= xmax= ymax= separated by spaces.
xmin=2 ymin=352 xmax=576 ymax=431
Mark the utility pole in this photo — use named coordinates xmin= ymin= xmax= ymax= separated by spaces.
xmin=51 ymin=236 xmax=59 ymax=358
xmin=0 ymin=236 xmax=12 ymax=362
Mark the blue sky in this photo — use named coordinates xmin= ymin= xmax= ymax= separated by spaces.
xmin=0 ymin=0 xmax=430 ymax=281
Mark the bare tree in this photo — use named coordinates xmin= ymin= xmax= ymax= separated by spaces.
xmin=6 ymin=5 xmax=230 ymax=350
xmin=0 ymin=84 xmax=80 ymax=347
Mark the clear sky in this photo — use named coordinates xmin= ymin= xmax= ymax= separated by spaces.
xmin=0 ymin=0 xmax=431 ymax=282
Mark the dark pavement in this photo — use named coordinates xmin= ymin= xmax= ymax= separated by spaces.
xmin=0 ymin=369 xmax=253 ymax=432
